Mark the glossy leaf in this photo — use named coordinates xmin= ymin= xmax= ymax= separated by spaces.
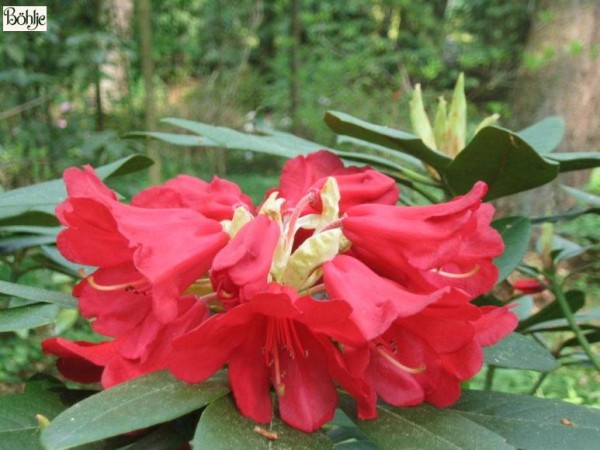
xmin=0 ymin=234 xmax=56 ymax=255
xmin=193 ymin=395 xmax=334 ymax=449
xmin=41 ymin=371 xmax=229 ymax=450
xmin=324 ymin=111 xmax=452 ymax=171
xmin=336 ymin=135 xmax=423 ymax=168
xmin=562 ymin=186 xmax=600 ymax=207
xmin=527 ymin=306 xmax=600 ymax=332
xmin=0 ymin=280 xmax=76 ymax=308
xmin=492 ymin=217 xmax=531 ymax=282
xmin=0 ymin=376 xmax=69 ymax=450
xmin=125 ymin=131 xmax=209 ymax=146
xmin=518 ymin=291 xmax=585 ymax=332
xmin=483 ymin=332 xmax=558 ymax=372
xmin=338 ymin=395 xmax=512 ymax=450
xmin=517 ymin=116 xmax=565 ymax=154
xmin=0 ymin=154 xmax=153 ymax=227
xmin=444 ymin=127 xmax=559 ymax=200
xmin=0 ymin=303 xmax=59 ymax=332
xmin=162 ymin=117 xmax=332 ymax=158
xmin=546 ymin=152 xmax=600 ymax=172
xmin=450 ymin=390 xmax=600 ymax=450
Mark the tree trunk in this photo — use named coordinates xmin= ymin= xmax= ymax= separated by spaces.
xmin=101 ymin=0 xmax=133 ymax=112
xmin=502 ymin=0 xmax=600 ymax=216
xmin=137 ymin=0 xmax=161 ymax=183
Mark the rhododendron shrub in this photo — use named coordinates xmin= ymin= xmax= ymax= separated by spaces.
xmin=43 ymin=150 xmax=517 ymax=432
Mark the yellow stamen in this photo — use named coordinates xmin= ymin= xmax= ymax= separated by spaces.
xmin=376 ymin=346 xmax=426 ymax=374
xmin=87 ymin=276 xmax=146 ymax=292
xmin=432 ymin=264 xmax=480 ymax=279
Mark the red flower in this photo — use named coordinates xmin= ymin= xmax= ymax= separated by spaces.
xmin=342 ymin=181 xmax=503 ymax=297
xmin=275 ymin=150 xmax=399 ymax=215
xmin=132 ymin=175 xmax=254 ymax=220
xmin=323 ymin=255 xmax=443 ymax=340
xmin=512 ymin=278 xmax=546 ymax=294
xmin=168 ymin=283 xmax=367 ymax=432
xmin=42 ymin=296 xmax=208 ymax=388
xmin=56 ymin=166 xmax=228 ymax=322
xmin=211 ymin=214 xmax=281 ymax=308
xmin=344 ymin=289 xmax=517 ymax=409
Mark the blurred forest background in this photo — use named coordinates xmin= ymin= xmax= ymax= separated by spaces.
xmin=2 ymin=0 xmax=600 ymax=200
xmin=1 ymin=0 xmax=599 ymax=404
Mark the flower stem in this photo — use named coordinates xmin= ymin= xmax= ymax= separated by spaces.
xmin=528 ymin=372 xmax=549 ymax=395
xmin=548 ymin=273 xmax=600 ymax=371
xmin=484 ymin=365 xmax=496 ymax=391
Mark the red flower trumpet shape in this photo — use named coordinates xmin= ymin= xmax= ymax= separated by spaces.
xmin=342 ymin=181 xmax=503 ymax=297
xmin=344 ymin=289 xmax=518 ymax=408
xmin=56 ymin=166 xmax=231 ymax=323
xmin=43 ymin=295 xmax=208 ymax=388
xmin=169 ymin=283 xmax=367 ymax=432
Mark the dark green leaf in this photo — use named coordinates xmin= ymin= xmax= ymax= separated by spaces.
xmin=538 ymin=235 xmax=589 ymax=263
xmin=492 ymin=217 xmax=531 ymax=282
xmin=562 ymin=186 xmax=600 ymax=207
xmin=193 ymin=395 xmax=334 ymax=449
xmin=517 ymin=116 xmax=564 ymax=154
xmin=511 ymin=296 xmax=534 ymax=321
xmin=125 ymin=131 xmax=209 ymax=146
xmin=0 ymin=375 xmax=69 ymax=450
xmin=529 ymin=307 xmax=600 ymax=332
xmin=519 ymin=291 xmax=586 ymax=332
xmin=162 ymin=117 xmax=331 ymax=158
xmin=123 ymin=413 xmax=199 ymax=450
xmin=546 ymin=152 xmax=600 ymax=172
xmin=0 ymin=303 xmax=59 ymax=332
xmin=0 ymin=154 xmax=152 ymax=227
xmin=41 ymin=371 xmax=229 ymax=450
xmin=325 ymin=408 xmax=378 ymax=449
xmin=444 ymin=127 xmax=559 ymax=200
xmin=560 ymin=329 xmax=600 ymax=348
xmin=338 ymin=395 xmax=512 ymax=450
xmin=483 ymin=332 xmax=558 ymax=372
xmin=324 ymin=111 xmax=452 ymax=171
xmin=336 ymin=135 xmax=423 ymax=167
xmin=0 ymin=234 xmax=56 ymax=255
xmin=0 ymin=280 xmax=76 ymax=308
xmin=450 ymin=390 xmax=600 ymax=450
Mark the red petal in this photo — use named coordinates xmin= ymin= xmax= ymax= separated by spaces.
xmin=277 ymin=324 xmax=339 ymax=432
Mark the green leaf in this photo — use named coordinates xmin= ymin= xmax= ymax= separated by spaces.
xmin=546 ymin=152 xmax=600 ymax=172
xmin=527 ymin=306 xmax=600 ymax=332
xmin=492 ymin=217 xmax=532 ymax=282
xmin=338 ymin=395 xmax=512 ymax=450
xmin=483 ymin=332 xmax=558 ymax=372
xmin=517 ymin=116 xmax=565 ymax=154
xmin=0 ymin=303 xmax=59 ymax=332
xmin=324 ymin=111 xmax=452 ymax=171
xmin=124 ymin=413 xmax=198 ymax=450
xmin=125 ymin=131 xmax=209 ymax=146
xmin=450 ymin=390 xmax=600 ymax=450
xmin=0 ymin=234 xmax=57 ymax=255
xmin=0 ymin=375 xmax=69 ymax=450
xmin=193 ymin=395 xmax=334 ymax=449
xmin=0 ymin=154 xmax=153 ymax=227
xmin=162 ymin=117 xmax=330 ymax=158
xmin=444 ymin=127 xmax=559 ymax=200
xmin=0 ymin=280 xmax=76 ymax=308
xmin=562 ymin=186 xmax=600 ymax=207
xmin=519 ymin=291 xmax=586 ymax=332
xmin=336 ymin=135 xmax=423 ymax=167
xmin=41 ymin=371 xmax=229 ymax=450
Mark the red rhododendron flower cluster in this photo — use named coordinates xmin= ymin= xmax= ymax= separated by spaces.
xmin=43 ymin=150 xmax=517 ymax=432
